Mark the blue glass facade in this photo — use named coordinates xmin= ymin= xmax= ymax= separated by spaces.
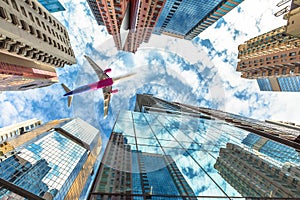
xmin=0 ymin=118 xmax=101 ymax=200
xmin=155 ymin=0 xmax=223 ymax=36
xmin=38 ymin=0 xmax=65 ymax=13
xmin=257 ymin=78 xmax=273 ymax=91
xmin=89 ymin=93 xmax=300 ymax=199
xmin=277 ymin=76 xmax=300 ymax=92
xmin=154 ymin=0 xmax=244 ymax=39
xmin=90 ymin=109 xmax=300 ymax=199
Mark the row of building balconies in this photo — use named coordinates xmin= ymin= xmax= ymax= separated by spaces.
xmin=0 ymin=35 xmax=69 ymax=67
xmin=0 ymin=1 xmax=75 ymax=67
xmin=238 ymin=40 xmax=300 ymax=59
xmin=237 ymin=48 xmax=300 ymax=72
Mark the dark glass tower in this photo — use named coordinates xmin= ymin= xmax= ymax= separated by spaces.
xmin=89 ymin=94 xmax=300 ymax=199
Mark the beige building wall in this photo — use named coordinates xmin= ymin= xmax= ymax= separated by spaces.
xmin=236 ymin=25 xmax=300 ymax=83
xmin=0 ymin=0 xmax=76 ymax=68
xmin=286 ymin=7 xmax=300 ymax=38
xmin=0 ymin=118 xmax=42 ymax=142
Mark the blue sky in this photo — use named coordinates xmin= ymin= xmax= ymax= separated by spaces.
xmin=1 ymin=0 xmax=300 ymax=141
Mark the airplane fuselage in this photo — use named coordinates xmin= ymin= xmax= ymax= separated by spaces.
xmin=63 ymin=78 xmax=113 ymax=96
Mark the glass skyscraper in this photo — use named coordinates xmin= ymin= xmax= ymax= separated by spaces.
xmin=0 ymin=118 xmax=102 ymax=200
xmin=154 ymin=0 xmax=244 ymax=40
xmin=88 ymin=94 xmax=300 ymax=199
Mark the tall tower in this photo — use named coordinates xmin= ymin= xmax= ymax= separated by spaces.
xmin=236 ymin=25 xmax=300 ymax=92
xmin=86 ymin=0 xmax=165 ymax=53
xmin=153 ymin=0 xmax=244 ymax=40
xmin=0 ymin=118 xmax=102 ymax=200
xmin=89 ymin=132 xmax=196 ymax=199
xmin=86 ymin=0 xmax=105 ymax=26
xmin=88 ymin=94 xmax=300 ymax=199
xmin=214 ymin=143 xmax=300 ymax=198
xmin=135 ymin=94 xmax=300 ymax=149
xmin=0 ymin=0 xmax=76 ymax=90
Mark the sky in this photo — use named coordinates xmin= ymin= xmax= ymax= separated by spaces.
xmin=0 ymin=0 xmax=299 ymax=141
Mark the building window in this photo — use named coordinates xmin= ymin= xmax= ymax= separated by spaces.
xmin=10 ymin=13 xmax=18 ymax=25
xmin=35 ymin=17 xmax=41 ymax=27
xmin=10 ymin=0 xmax=19 ymax=11
xmin=28 ymin=12 xmax=34 ymax=22
xmin=282 ymin=68 xmax=286 ymax=75
xmin=36 ymin=29 xmax=42 ymax=39
xmin=281 ymin=53 xmax=287 ymax=58
xmin=289 ymin=52 xmax=296 ymax=56
xmin=20 ymin=20 xmax=28 ymax=31
xmin=20 ymin=6 xmax=27 ymax=17
xmin=31 ymin=1 xmax=37 ymax=10
xmin=0 ymin=7 xmax=7 ymax=19
xmin=29 ymin=25 xmax=35 ymax=35
xmin=41 ymin=21 xmax=46 ymax=30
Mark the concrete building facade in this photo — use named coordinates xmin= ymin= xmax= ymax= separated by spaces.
xmin=0 ymin=118 xmax=42 ymax=143
xmin=87 ymin=0 xmax=165 ymax=53
xmin=86 ymin=0 xmax=105 ymax=25
xmin=236 ymin=25 xmax=300 ymax=91
xmin=123 ymin=0 xmax=165 ymax=53
xmin=0 ymin=0 xmax=76 ymax=67
xmin=0 ymin=0 xmax=76 ymax=90
xmin=215 ymin=143 xmax=300 ymax=198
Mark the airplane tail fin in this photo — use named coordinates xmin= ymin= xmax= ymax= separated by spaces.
xmin=61 ymin=84 xmax=73 ymax=107
xmin=112 ymin=72 xmax=136 ymax=84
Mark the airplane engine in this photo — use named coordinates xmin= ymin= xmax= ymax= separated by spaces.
xmin=104 ymin=68 xmax=112 ymax=74
xmin=111 ymin=89 xmax=118 ymax=94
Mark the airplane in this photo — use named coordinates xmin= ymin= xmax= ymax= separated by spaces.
xmin=62 ymin=55 xmax=135 ymax=118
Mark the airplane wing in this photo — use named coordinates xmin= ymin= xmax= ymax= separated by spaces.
xmin=84 ymin=55 xmax=109 ymax=80
xmin=102 ymin=86 xmax=112 ymax=118
xmin=61 ymin=84 xmax=73 ymax=107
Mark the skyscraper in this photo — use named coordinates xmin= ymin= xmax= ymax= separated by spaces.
xmin=0 ymin=0 xmax=76 ymax=90
xmin=215 ymin=143 xmax=300 ymax=198
xmin=0 ymin=53 xmax=59 ymax=91
xmin=89 ymin=132 xmax=196 ymax=199
xmin=37 ymin=0 xmax=66 ymax=13
xmin=86 ymin=0 xmax=165 ymax=53
xmin=236 ymin=25 xmax=300 ymax=92
xmin=0 ymin=118 xmax=102 ymax=200
xmin=86 ymin=0 xmax=104 ymax=26
xmin=88 ymin=94 xmax=300 ymax=199
xmin=153 ymin=0 xmax=244 ymax=40
xmin=135 ymin=94 xmax=300 ymax=149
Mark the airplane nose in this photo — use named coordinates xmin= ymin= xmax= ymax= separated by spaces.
xmin=64 ymin=92 xmax=72 ymax=96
